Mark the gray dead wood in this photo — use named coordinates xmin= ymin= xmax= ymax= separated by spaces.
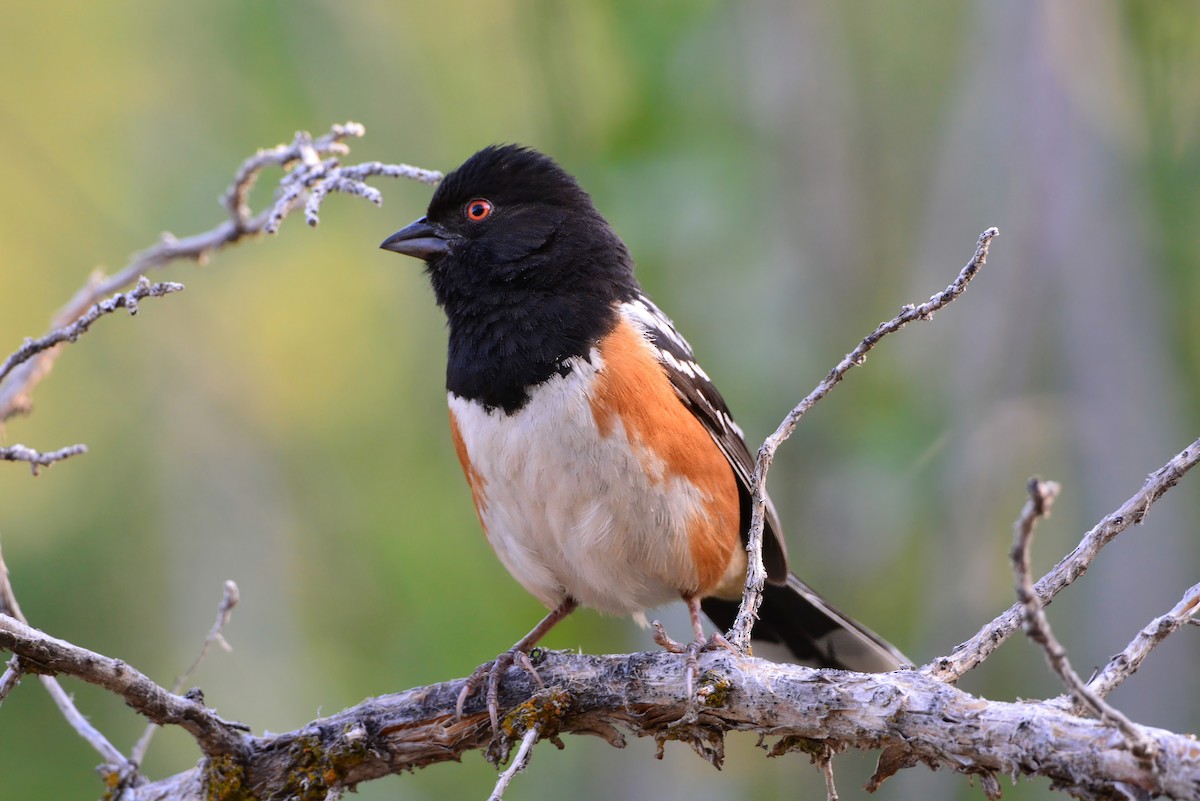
xmin=4 ymin=638 xmax=1193 ymax=801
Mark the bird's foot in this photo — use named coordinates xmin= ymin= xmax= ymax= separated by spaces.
xmin=456 ymin=647 xmax=544 ymax=737
xmin=651 ymin=621 xmax=737 ymax=699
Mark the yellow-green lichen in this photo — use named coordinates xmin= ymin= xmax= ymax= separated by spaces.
xmin=203 ymin=753 xmax=250 ymax=801
xmin=202 ymin=726 xmax=376 ymax=801
xmin=501 ymin=689 xmax=571 ymax=739
xmin=695 ymin=671 xmax=733 ymax=708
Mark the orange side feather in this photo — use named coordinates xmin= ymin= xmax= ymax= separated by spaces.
xmin=588 ymin=319 xmax=742 ymax=597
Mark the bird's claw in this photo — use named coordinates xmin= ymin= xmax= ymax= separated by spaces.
xmin=456 ymin=647 xmax=544 ymax=736
xmin=651 ymin=620 xmax=736 ymax=699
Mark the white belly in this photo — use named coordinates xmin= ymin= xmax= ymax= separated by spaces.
xmin=448 ymin=353 xmax=706 ymax=617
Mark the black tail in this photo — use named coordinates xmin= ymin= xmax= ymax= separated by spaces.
xmin=701 ymin=574 xmax=907 ymax=672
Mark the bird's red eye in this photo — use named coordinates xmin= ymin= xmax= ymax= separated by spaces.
xmin=465 ymin=199 xmax=493 ymax=221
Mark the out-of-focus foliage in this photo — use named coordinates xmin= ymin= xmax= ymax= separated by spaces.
xmin=1 ymin=2 xmax=1197 ymax=799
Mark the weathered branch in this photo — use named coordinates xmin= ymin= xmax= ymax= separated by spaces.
xmin=0 ymin=277 xmax=181 ymax=471
xmin=926 ymin=437 xmax=1200 ymax=683
xmin=730 ymin=227 xmax=999 ymax=651
xmin=1087 ymin=582 xmax=1200 ymax=702
xmin=0 ymin=278 xmax=183 ymax=388
xmin=0 ymin=443 xmax=88 ymax=475
xmin=0 ymin=615 xmax=249 ymax=758
xmin=1010 ymin=478 xmax=1156 ymax=760
xmin=0 ymin=545 xmax=131 ymax=770
xmin=46 ymin=650 xmax=1197 ymax=801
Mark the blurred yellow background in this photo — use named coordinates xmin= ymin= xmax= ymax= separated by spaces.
xmin=2 ymin=2 xmax=1198 ymax=799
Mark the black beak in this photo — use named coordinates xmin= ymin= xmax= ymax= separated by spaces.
xmin=380 ymin=217 xmax=452 ymax=260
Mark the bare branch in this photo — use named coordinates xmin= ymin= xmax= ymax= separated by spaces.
xmin=0 ymin=443 xmax=88 ymax=475
xmin=221 ymin=122 xmax=360 ymax=227
xmin=0 ymin=122 xmax=440 ymax=428
xmin=130 ymin=580 xmax=241 ymax=766
xmin=0 ymin=543 xmax=131 ymax=768
xmin=818 ymin=751 xmax=839 ymax=801
xmin=1010 ymin=479 xmax=1157 ymax=760
xmin=488 ymin=725 xmax=541 ymax=801
xmin=0 ymin=278 xmax=184 ymax=387
xmin=0 ymin=550 xmax=29 ymax=707
xmin=1087 ymin=582 xmax=1200 ymax=701
xmin=294 ymin=161 xmax=443 ymax=231
xmin=0 ymin=656 xmax=22 ymax=705
xmin=729 ymin=227 xmax=999 ymax=651
xmin=926 ymin=437 xmax=1200 ymax=683
xmin=89 ymin=649 xmax=1200 ymax=801
xmin=0 ymin=615 xmax=249 ymax=757
xmin=39 ymin=671 xmax=135 ymax=776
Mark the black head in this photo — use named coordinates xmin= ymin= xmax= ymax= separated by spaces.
xmin=381 ymin=145 xmax=641 ymax=412
xmin=381 ymin=145 xmax=635 ymax=293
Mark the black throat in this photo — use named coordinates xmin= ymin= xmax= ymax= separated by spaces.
xmin=431 ymin=232 xmax=638 ymax=414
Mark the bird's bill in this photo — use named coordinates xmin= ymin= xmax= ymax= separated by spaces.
xmin=380 ymin=217 xmax=451 ymax=260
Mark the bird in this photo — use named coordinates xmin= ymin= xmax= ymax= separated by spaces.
xmin=380 ymin=145 xmax=906 ymax=732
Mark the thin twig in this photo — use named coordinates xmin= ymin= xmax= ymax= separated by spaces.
xmin=295 ymin=161 xmax=443 ymax=231
xmin=1087 ymin=582 xmax=1200 ymax=702
xmin=0 ymin=552 xmax=28 ymax=707
xmin=130 ymin=580 xmax=240 ymax=765
xmin=0 ymin=656 xmax=22 ymax=705
xmin=925 ymin=437 xmax=1200 ymax=683
xmin=0 ymin=543 xmax=131 ymax=767
xmin=39 ymin=674 xmax=133 ymax=769
xmin=0 ymin=443 xmax=88 ymax=475
xmin=819 ymin=752 xmax=839 ymax=801
xmin=729 ymin=227 xmax=999 ymax=650
xmin=0 ymin=278 xmax=184 ymax=387
xmin=488 ymin=724 xmax=540 ymax=801
xmin=1010 ymin=478 xmax=1156 ymax=762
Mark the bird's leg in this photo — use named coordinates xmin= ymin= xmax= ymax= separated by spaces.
xmin=653 ymin=597 xmax=738 ymax=699
xmin=457 ymin=597 xmax=578 ymax=736
xmin=682 ymin=595 xmax=708 ymax=697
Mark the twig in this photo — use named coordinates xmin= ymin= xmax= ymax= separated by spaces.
xmin=819 ymin=752 xmax=839 ymax=801
xmin=0 ymin=122 xmax=440 ymax=426
xmin=487 ymin=724 xmax=541 ymax=801
xmin=0 ymin=543 xmax=130 ymax=767
xmin=0 ymin=614 xmax=249 ymax=756
xmin=40 ymin=672 xmax=134 ymax=771
xmin=728 ymin=227 xmax=999 ymax=651
xmin=0 ymin=551 xmax=29 ymax=707
xmin=925 ymin=437 xmax=1200 ymax=683
xmin=1010 ymin=478 xmax=1156 ymax=762
xmin=293 ymin=161 xmax=442 ymax=232
xmin=0 ymin=278 xmax=184 ymax=387
xmin=129 ymin=580 xmax=240 ymax=765
xmin=1087 ymin=582 xmax=1200 ymax=702
xmin=0 ymin=656 xmax=22 ymax=705
xmin=221 ymin=123 xmax=358 ymax=228
xmin=0 ymin=443 xmax=88 ymax=475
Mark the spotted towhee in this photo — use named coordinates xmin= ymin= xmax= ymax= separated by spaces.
xmin=381 ymin=145 xmax=906 ymax=727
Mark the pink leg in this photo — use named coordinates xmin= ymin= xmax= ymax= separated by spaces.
xmin=686 ymin=595 xmax=707 ymax=642
xmin=653 ymin=597 xmax=737 ymax=699
xmin=457 ymin=597 xmax=578 ymax=737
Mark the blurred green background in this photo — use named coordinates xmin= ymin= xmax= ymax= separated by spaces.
xmin=2 ymin=2 xmax=1198 ymax=799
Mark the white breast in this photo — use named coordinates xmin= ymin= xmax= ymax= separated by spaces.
xmin=448 ymin=352 xmax=706 ymax=618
